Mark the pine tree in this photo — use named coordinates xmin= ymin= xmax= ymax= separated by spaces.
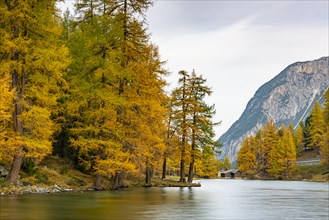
xmin=0 ymin=0 xmax=69 ymax=183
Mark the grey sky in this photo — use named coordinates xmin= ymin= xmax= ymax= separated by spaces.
xmin=146 ymin=0 xmax=328 ymax=138
xmin=58 ymin=0 xmax=329 ymax=138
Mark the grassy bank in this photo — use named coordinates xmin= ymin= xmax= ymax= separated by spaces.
xmin=295 ymin=164 xmax=329 ymax=182
xmin=0 ymin=156 xmax=201 ymax=195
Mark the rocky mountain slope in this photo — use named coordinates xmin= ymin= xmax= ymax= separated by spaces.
xmin=218 ymin=57 xmax=329 ymax=164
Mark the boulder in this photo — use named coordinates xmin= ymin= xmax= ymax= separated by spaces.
xmin=0 ymin=166 xmax=9 ymax=177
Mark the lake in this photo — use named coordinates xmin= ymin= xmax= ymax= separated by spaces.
xmin=0 ymin=179 xmax=328 ymax=220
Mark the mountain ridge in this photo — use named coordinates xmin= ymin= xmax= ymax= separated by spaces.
xmin=218 ymin=56 xmax=329 ymax=164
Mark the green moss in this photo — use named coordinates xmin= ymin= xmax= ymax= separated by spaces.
xmin=0 ymin=178 xmax=10 ymax=188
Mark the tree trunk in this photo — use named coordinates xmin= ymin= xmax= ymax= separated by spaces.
xmin=145 ymin=165 xmax=152 ymax=186
xmin=110 ymin=172 xmax=123 ymax=190
xmin=187 ymin=157 xmax=194 ymax=183
xmin=6 ymin=153 xmax=23 ymax=183
xmin=188 ymin=119 xmax=196 ymax=183
xmin=117 ymin=172 xmax=123 ymax=188
xmin=179 ymin=152 xmax=186 ymax=183
xmin=161 ymin=156 xmax=167 ymax=179
xmin=93 ymin=173 xmax=102 ymax=190
xmin=8 ymin=56 xmax=25 ymax=184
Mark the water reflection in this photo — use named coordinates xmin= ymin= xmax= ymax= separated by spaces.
xmin=0 ymin=180 xmax=328 ymax=220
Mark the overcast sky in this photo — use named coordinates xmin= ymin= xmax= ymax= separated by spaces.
xmin=58 ymin=0 xmax=329 ymax=139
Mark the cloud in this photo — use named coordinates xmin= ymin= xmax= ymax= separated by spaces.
xmin=149 ymin=13 xmax=328 ymax=137
xmin=148 ymin=1 xmax=328 ymax=33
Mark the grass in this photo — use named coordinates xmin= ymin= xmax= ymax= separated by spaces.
xmin=295 ymin=164 xmax=329 ymax=181
xmin=0 ymin=156 xmax=202 ymax=195
xmin=296 ymin=149 xmax=320 ymax=161
xmin=1 ymin=156 xmax=94 ymax=194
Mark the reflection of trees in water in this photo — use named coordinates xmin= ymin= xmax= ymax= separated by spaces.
xmin=1 ymin=181 xmax=328 ymax=220
xmin=136 ymin=187 xmax=199 ymax=219
xmin=179 ymin=187 xmax=195 ymax=202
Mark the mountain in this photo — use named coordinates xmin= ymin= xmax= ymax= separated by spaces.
xmin=218 ymin=56 xmax=329 ymax=164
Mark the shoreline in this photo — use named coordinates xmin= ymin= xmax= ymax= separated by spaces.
xmin=2 ymin=177 xmax=328 ymax=196
xmin=0 ymin=179 xmax=202 ymax=196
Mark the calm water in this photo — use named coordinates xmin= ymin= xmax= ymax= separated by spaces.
xmin=0 ymin=179 xmax=328 ymax=220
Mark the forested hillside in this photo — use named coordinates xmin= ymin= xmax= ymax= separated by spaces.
xmin=0 ymin=0 xmax=219 ymax=190
xmin=237 ymin=89 xmax=329 ymax=180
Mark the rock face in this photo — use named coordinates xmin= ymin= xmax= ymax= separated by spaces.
xmin=218 ymin=57 xmax=329 ymax=164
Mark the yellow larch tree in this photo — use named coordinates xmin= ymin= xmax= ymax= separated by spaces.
xmin=257 ymin=119 xmax=278 ymax=177
xmin=269 ymin=126 xmax=296 ymax=178
xmin=0 ymin=72 xmax=14 ymax=163
xmin=320 ymin=89 xmax=329 ymax=165
xmin=295 ymin=122 xmax=305 ymax=155
xmin=0 ymin=0 xmax=69 ymax=183
xmin=308 ymin=101 xmax=324 ymax=152
xmin=237 ymin=136 xmax=257 ymax=177
xmin=65 ymin=0 xmax=167 ymax=188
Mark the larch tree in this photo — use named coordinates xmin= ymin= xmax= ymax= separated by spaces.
xmin=256 ymin=120 xmax=278 ymax=177
xmin=66 ymin=0 xmax=128 ymax=189
xmin=187 ymin=70 xmax=218 ymax=183
xmin=103 ymin=0 xmax=169 ymax=187
xmin=162 ymin=97 xmax=180 ymax=179
xmin=196 ymin=145 xmax=219 ymax=178
xmin=0 ymin=72 xmax=14 ymax=163
xmin=308 ymin=101 xmax=324 ymax=153
xmin=237 ymin=136 xmax=257 ymax=177
xmin=218 ymin=156 xmax=232 ymax=171
xmin=320 ymin=89 xmax=329 ymax=165
xmin=66 ymin=0 xmax=167 ymax=188
xmin=171 ymin=71 xmax=192 ymax=183
xmin=0 ymin=0 xmax=69 ymax=183
xmin=269 ymin=126 xmax=296 ymax=178
xmin=295 ymin=122 xmax=305 ymax=155
xmin=223 ymin=156 xmax=232 ymax=171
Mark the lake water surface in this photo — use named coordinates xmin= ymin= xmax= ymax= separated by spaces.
xmin=1 ymin=179 xmax=328 ymax=220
